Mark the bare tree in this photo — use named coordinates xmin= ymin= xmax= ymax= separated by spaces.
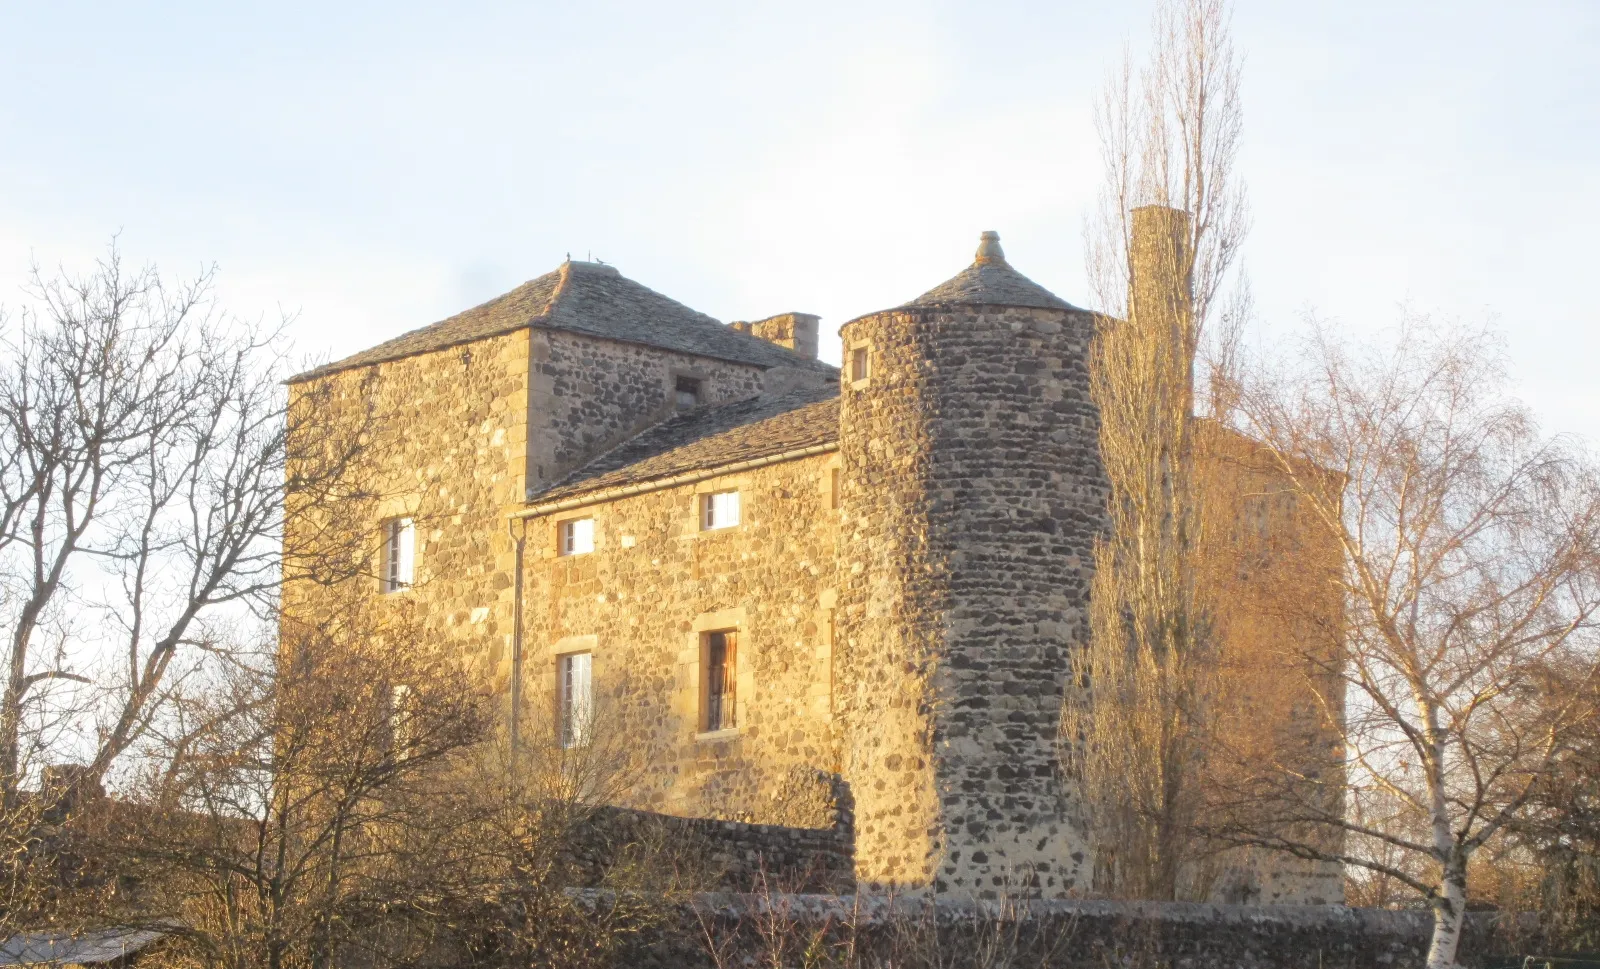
xmin=443 ymin=698 xmax=696 ymax=969
xmin=1215 ymin=319 xmax=1600 ymax=968
xmin=0 ymin=244 xmax=373 ymax=803
xmin=1081 ymin=0 xmax=1249 ymax=420
xmin=1062 ymin=0 xmax=1248 ymax=900
xmin=1478 ymin=651 xmax=1600 ymax=949
xmin=107 ymin=605 xmax=491 ymax=969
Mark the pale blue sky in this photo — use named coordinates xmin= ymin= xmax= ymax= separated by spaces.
xmin=3 ymin=1 xmax=1596 ymax=435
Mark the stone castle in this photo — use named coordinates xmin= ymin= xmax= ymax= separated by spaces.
xmin=285 ymin=227 xmax=1342 ymax=903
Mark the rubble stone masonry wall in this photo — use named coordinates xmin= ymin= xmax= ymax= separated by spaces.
xmin=288 ymin=328 xmax=786 ymax=697
xmin=518 ymin=452 xmax=845 ymax=824
xmin=561 ymin=788 xmax=855 ymax=894
xmin=525 ymin=329 xmax=766 ymax=493
xmin=630 ymin=894 xmax=1498 ymax=969
xmin=285 ymin=329 xmax=532 ymax=688
xmin=836 ymin=302 xmax=1107 ymax=899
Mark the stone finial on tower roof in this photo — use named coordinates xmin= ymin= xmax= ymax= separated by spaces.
xmin=974 ymin=230 xmax=1005 ymax=265
xmin=893 ymin=230 xmax=1079 ymax=312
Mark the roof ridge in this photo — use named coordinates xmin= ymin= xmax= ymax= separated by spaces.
xmin=287 ymin=260 xmax=836 ymax=383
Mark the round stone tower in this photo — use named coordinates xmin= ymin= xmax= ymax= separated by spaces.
xmin=835 ymin=232 xmax=1106 ymax=898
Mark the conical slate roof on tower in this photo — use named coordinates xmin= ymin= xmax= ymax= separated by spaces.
xmin=904 ymin=231 xmax=1082 ymax=311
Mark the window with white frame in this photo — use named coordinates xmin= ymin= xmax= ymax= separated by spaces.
xmin=559 ymin=517 xmax=595 ymax=556
xmin=382 ymin=518 xmax=415 ymax=592
xmin=558 ymin=652 xmax=593 ymax=748
xmin=701 ymin=490 xmax=740 ymax=530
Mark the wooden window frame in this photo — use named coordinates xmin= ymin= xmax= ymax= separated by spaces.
xmin=848 ymin=343 xmax=870 ymax=388
xmin=700 ymin=629 xmax=738 ymax=733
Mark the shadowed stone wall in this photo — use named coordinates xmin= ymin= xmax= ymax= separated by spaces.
xmin=627 ymin=894 xmax=1504 ymax=968
xmin=561 ymin=780 xmax=854 ymax=894
xmin=525 ymin=329 xmax=767 ymax=494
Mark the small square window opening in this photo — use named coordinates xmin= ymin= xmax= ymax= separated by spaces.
xmin=675 ymin=375 xmax=703 ymax=411
xmin=559 ymin=517 xmax=595 ymax=556
xmin=559 ymin=652 xmax=594 ymax=748
xmin=703 ymin=630 xmax=736 ymax=732
xmin=701 ymin=491 xmax=740 ymax=530
xmin=850 ymin=346 xmax=869 ymax=383
xmin=383 ymin=518 xmax=415 ymax=593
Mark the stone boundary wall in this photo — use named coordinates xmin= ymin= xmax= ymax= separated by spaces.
xmin=602 ymin=892 xmax=1510 ymax=968
xmin=561 ymin=806 xmax=854 ymax=895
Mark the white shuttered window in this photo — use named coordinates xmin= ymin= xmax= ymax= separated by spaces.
xmin=383 ymin=518 xmax=415 ymax=593
xmin=559 ymin=653 xmax=594 ymax=748
xmin=560 ymin=517 xmax=595 ymax=556
xmin=701 ymin=491 xmax=740 ymax=530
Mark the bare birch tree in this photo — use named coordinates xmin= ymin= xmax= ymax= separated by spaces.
xmin=1061 ymin=0 xmax=1249 ymax=899
xmin=1215 ymin=319 xmax=1600 ymax=968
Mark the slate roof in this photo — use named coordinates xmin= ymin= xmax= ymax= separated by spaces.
xmin=0 ymin=926 xmax=171 ymax=966
xmin=290 ymin=261 xmax=833 ymax=382
xmin=533 ymin=385 xmax=840 ymax=504
xmin=903 ymin=232 xmax=1081 ymax=311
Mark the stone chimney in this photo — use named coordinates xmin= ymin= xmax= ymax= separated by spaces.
xmin=730 ymin=313 xmax=820 ymax=361
xmin=1128 ymin=204 xmax=1195 ymax=412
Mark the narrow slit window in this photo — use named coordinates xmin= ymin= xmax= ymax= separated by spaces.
xmin=559 ymin=517 xmax=595 ymax=556
xmin=830 ymin=467 xmax=842 ymax=510
xmin=701 ymin=491 xmax=740 ymax=530
xmin=389 ymin=684 xmax=413 ymax=751
xmin=383 ymin=518 xmax=415 ymax=593
xmin=559 ymin=652 xmax=593 ymax=748
xmin=675 ymin=375 xmax=703 ymax=411
xmin=703 ymin=631 xmax=736 ymax=732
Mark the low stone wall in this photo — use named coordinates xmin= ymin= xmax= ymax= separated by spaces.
xmin=606 ymin=893 xmax=1509 ymax=968
xmin=560 ymin=806 xmax=854 ymax=895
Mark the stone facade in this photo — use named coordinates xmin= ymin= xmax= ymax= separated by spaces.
xmin=284 ymin=237 xmax=1341 ymax=905
xmin=284 ymin=327 xmax=532 ymax=689
xmin=1193 ymin=424 xmax=1348 ymax=905
xmin=517 ymin=451 xmax=842 ymax=823
xmin=525 ymin=327 xmax=770 ymax=493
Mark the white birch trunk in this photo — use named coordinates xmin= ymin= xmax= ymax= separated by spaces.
xmin=1425 ymin=863 xmax=1467 ymax=969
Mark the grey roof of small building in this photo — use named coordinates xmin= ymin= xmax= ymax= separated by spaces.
xmin=903 ymin=231 xmax=1082 ymax=311
xmin=290 ymin=261 xmax=833 ymax=383
xmin=534 ymin=385 xmax=840 ymax=504
xmin=0 ymin=927 xmax=170 ymax=966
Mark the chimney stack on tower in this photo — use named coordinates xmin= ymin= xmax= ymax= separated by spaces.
xmin=1129 ymin=204 xmax=1197 ymax=413
xmin=730 ymin=312 xmax=820 ymax=361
